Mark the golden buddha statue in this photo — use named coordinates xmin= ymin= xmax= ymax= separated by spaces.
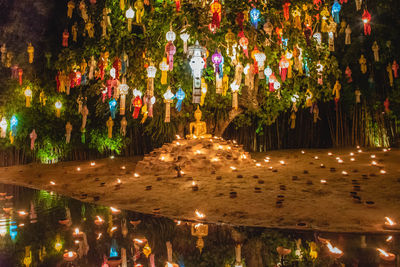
xmin=187 ymin=106 xmax=212 ymax=139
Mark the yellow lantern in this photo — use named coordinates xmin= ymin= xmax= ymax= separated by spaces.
xmin=200 ymin=78 xmax=207 ymax=106
xmin=54 ymin=235 xmax=62 ymax=252
xmin=191 ymin=223 xmax=208 ymax=253
xmin=125 ymin=7 xmax=135 ymax=32
xmin=23 ymin=246 xmax=32 ymax=267
xmin=55 ymin=101 xmax=62 ymax=118
xmin=143 ymin=242 xmax=152 ymax=258
xmin=159 ymin=57 xmax=169 ymax=85
xmin=24 ymin=87 xmax=32 ymax=107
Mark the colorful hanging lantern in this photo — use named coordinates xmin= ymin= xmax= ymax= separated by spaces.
xmin=264 ymin=66 xmax=272 ymax=85
xmin=106 ymin=117 xmax=114 ymax=139
xmin=283 ymin=1 xmax=291 ymax=21
xmin=263 ymin=21 xmax=273 ymax=46
xmin=120 ymin=117 xmax=127 ymax=136
xmin=67 ymin=0 xmax=75 ymax=18
xmin=175 ymin=0 xmax=181 ymax=12
xmin=316 ymin=62 xmax=323 ymax=84
xmin=331 ymin=0 xmax=341 ymax=24
xmin=225 ymin=29 xmax=236 ymax=57
xmin=188 ymin=41 xmax=207 ymax=104
xmin=163 ymin=88 xmax=174 ymax=123
xmin=126 ymin=7 xmax=135 ymax=32
xmin=345 ymin=66 xmax=352 ymax=83
xmin=165 ymin=26 xmax=176 ymax=70
xmin=250 ymin=8 xmax=261 ymax=29
xmin=134 ymin=0 xmax=144 ymax=24
xmin=279 ymin=56 xmax=289 ymax=82
xmin=146 ymin=64 xmax=157 ymax=96
xmin=10 ymin=115 xmax=17 ymax=143
xmin=393 ymin=61 xmax=399 ymax=78
xmin=180 ymin=32 xmax=190 ymax=54
xmin=230 ymin=82 xmax=240 ymax=110
xmin=252 ymin=48 xmax=266 ymax=78
xmin=18 ymin=68 xmax=23 ymax=85
xmin=332 ymin=80 xmax=341 ymax=108
xmin=132 ymin=89 xmax=143 ymax=119
xmin=143 ymin=243 xmax=152 ymax=258
xmin=355 ymin=0 xmax=362 ymax=11
xmin=24 ymin=86 xmax=32 ymax=107
xmin=212 ymin=50 xmax=223 ymax=75
xmin=362 ymin=9 xmax=371 ymax=36
xmin=66 ymin=122 xmax=72 ymax=144
xmin=29 ymin=129 xmax=37 ymax=150
xmin=145 ymin=95 xmax=156 ymax=118
xmin=200 ymin=78 xmax=207 ymax=106
xmin=359 ymin=55 xmax=367 ymax=74
xmin=291 ymin=94 xmax=299 ymax=112
xmin=159 ymin=58 xmax=169 ymax=85
xmin=0 ymin=117 xmax=7 ymax=138
xmin=175 ymin=88 xmax=185 ymax=111
xmin=210 ymin=0 xmax=222 ymax=29
xmin=313 ymin=32 xmax=322 ymax=46
xmin=109 ymin=98 xmax=117 ymax=119
xmin=292 ymin=8 xmax=302 ymax=29
xmin=238 ymin=32 xmax=249 ymax=58
xmin=55 ymin=101 xmax=62 ymax=118
xmin=27 ymin=43 xmax=34 ymax=64
xmin=119 ymin=84 xmax=129 ymax=115
xmin=62 ymin=29 xmax=69 ymax=47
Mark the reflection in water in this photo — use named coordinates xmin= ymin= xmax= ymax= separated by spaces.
xmin=0 ymin=183 xmax=397 ymax=267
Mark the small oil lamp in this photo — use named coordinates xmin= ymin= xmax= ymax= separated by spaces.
xmin=63 ymin=251 xmax=77 ymax=262
xmin=110 ymin=207 xmax=121 ymax=215
xmin=377 ymin=248 xmax=396 ymax=262
xmin=94 ymin=216 xmax=104 ymax=226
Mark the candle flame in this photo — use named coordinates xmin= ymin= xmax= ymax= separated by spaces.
xmin=96 ymin=216 xmax=103 ymax=222
xmin=110 ymin=207 xmax=120 ymax=213
xmin=97 ymin=233 xmax=102 ymax=240
xmin=386 ymin=236 xmax=393 ymax=242
xmin=176 ymin=135 xmax=181 ymax=139
xmin=68 ymin=251 xmax=73 ymax=257
xmin=328 ymin=152 xmax=332 ymax=156
xmin=377 ymin=248 xmax=389 ymax=257
xmin=230 ymin=166 xmax=237 ymax=170
xmin=279 ymin=160 xmax=285 ymax=165
xmin=326 ymin=242 xmax=343 ymax=255
xmin=195 ymin=210 xmax=205 ymax=219
xmin=74 ymin=228 xmax=79 ymax=234
xmin=134 ymin=173 xmax=140 ymax=177
xmin=350 ymin=158 xmax=355 ymax=161
xmin=76 ymin=167 xmax=81 ymax=171
xmin=256 ymin=163 xmax=261 ymax=167
xmin=90 ymin=162 xmax=95 ymax=166
xmin=320 ymin=179 xmax=327 ymax=184
xmin=385 ymin=217 xmax=396 ymax=226
xmin=50 ymin=181 xmax=56 ymax=185
xmin=117 ymin=179 xmax=122 ymax=184
xmin=371 ymin=154 xmax=376 ymax=158
xmin=380 ymin=170 xmax=386 ymax=174
xmin=111 ymin=226 xmax=117 ymax=232
xmin=134 ymin=238 xmax=144 ymax=244
xmin=192 ymin=181 xmax=196 ymax=186
xmin=349 ymin=152 xmax=354 ymax=156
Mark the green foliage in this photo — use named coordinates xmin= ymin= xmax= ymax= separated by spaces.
xmin=88 ymin=129 xmax=124 ymax=154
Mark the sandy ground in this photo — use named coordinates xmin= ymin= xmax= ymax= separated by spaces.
xmin=0 ymin=138 xmax=399 ymax=233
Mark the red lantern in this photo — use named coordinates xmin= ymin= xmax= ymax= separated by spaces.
xmin=283 ymin=1 xmax=291 ymax=21
xmin=210 ymin=0 xmax=222 ymax=29
xmin=132 ymin=96 xmax=142 ymax=119
xmin=238 ymin=31 xmax=249 ymax=58
xmin=236 ymin=12 xmax=244 ymax=31
xmin=313 ymin=0 xmax=322 ymax=9
xmin=175 ymin=0 xmax=180 ymax=12
xmin=362 ymin=9 xmax=371 ymax=36
xmin=18 ymin=68 xmax=23 ymax=85
xmin=62 ymin=29 xmax=69 ymax=47
xmin=279 ymin=56 xmax=289 ymax=82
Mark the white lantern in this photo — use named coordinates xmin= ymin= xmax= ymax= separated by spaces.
xmin=110 ymin=67 xmax=116 ymax=79
xmin=125 ymin=7 xmax=135 ymax=32
xmin=119 ymin=83 xmax=129 ymax=115
xmin=166 ymin=27 xmax=176 ymax=43
xmin=230 ymin=82 xmax=240 ymax=110
xmin=313 ymin=32 xmax=322 ymax=45
xmin=180 ymin=32 xmax=190 ymax=54
xmin=146 ymin=64 xmax=157 ymax=96
xmin=254 ymin=50 xmax=266 ymax=78
xmin=188 ymin=41 xmax=207 ymax=104
xmin=0 ymin=117 xmax=7 ymax=138
xmin=163 ymin=88 xmax=174 ymax=123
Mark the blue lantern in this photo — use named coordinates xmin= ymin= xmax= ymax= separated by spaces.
xmin=331 ymin=0 xmax=341 ymax=24
xmin=109 ymin=98 xmax=117 ymax=119
xmin=110 ymin=239 xmax=118 ymax=257
xmin=250 ymin=8 xmax=261 ymax=29
xmin=174 ymin=88 xmax=185 ymax=112
xmin=10 ymin=115 xmax=18 ymax=136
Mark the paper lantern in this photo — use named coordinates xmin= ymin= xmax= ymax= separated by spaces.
xmin=331 ymin=0 xmax=341 ymax=23
xmin=55 ymin=101 xmax=62 ymax=118
xmin=109 ymin=99 xmax=117 ymax=119
xmin=212 ymin=50 xmax=223 ymax=75
xmin=163 ymin=88 xmax=174 ymax=122
xmin=250 ymin=8 xmax=261 ymax=29
xmin=180 ymin=32 xmax=190 ymax=54
xmin=120 ymin=117 xmax=127 ymax=136
xmin=238 ymin=33 xmax=249 ymax=58
xmin=210 ymin=0 xmax=222 ymax=29
xmin=106 ymin=117 xmax=114 ymax=138
xmin=10 ymin=115 xmax=17 ymax=144
xmin=230 ymin=82 xmax=240 ymax=110
xmin=345 ymin=66 xmax=352 ymax=83
xmin=126 ymin=7 xmax=135 ymax=32
xmin=146 ymin=64 xmax=157 ymax=96
xmin=225 ymin=29 xmax=236 ymax=57
xmin=132 ymin=89 xmax=143 ymax=119
xmin=0 ymin=118 xmax=7 ymax=138
xmin=188 ymin=41 xmax=207 ymax=104
xmin=362 ymin=9 xmax=371 ymax=36
xmin=66 ymin=122 xmax=72 ymax=144
xmin=200 ymin=78 xmax=207 ymax=106
xmin=253 ymin=48 xmax=266 ymax=78
xmin=283 ymin=1 xmax=291 ymax=21
xmin=279 ymin=56 xmax=289 ymax=82
xmin=316 ymin=62 xmax=323 ymax=84
xmin=24 ymin=87 xmax=32 ymax=107
xmin=159 ymin=58 xmax=169 ymax=85
xmin=119 ymin=84 xmax=129 ymax=115
xmin=313 ymin=32 xmax=322 ymax=45
xmin=175 ymin=88 xmax=185 ymax=111
xmin=264 ymin=66 xmax=272 ymax=84
xmin=134 ymin=0 xmax=144 ymax=23
xmin=165 ymin=26 xmax=176 ymax=69
xmin=81 ymin=105 xmax=89 ymax=131
xmin=62 ymin=29 xmax=69 ymax=47
xmin=67 ymin=0 xmax=75 ymax=18
xmin=29 ymin=129 xmax=37 ymax=150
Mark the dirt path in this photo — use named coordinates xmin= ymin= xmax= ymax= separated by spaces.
xmin=0 ymin=141 xmax=399 ymax=233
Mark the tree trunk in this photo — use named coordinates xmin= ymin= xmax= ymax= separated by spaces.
xmin=214 ymin=108 xmax=243 ymax=137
